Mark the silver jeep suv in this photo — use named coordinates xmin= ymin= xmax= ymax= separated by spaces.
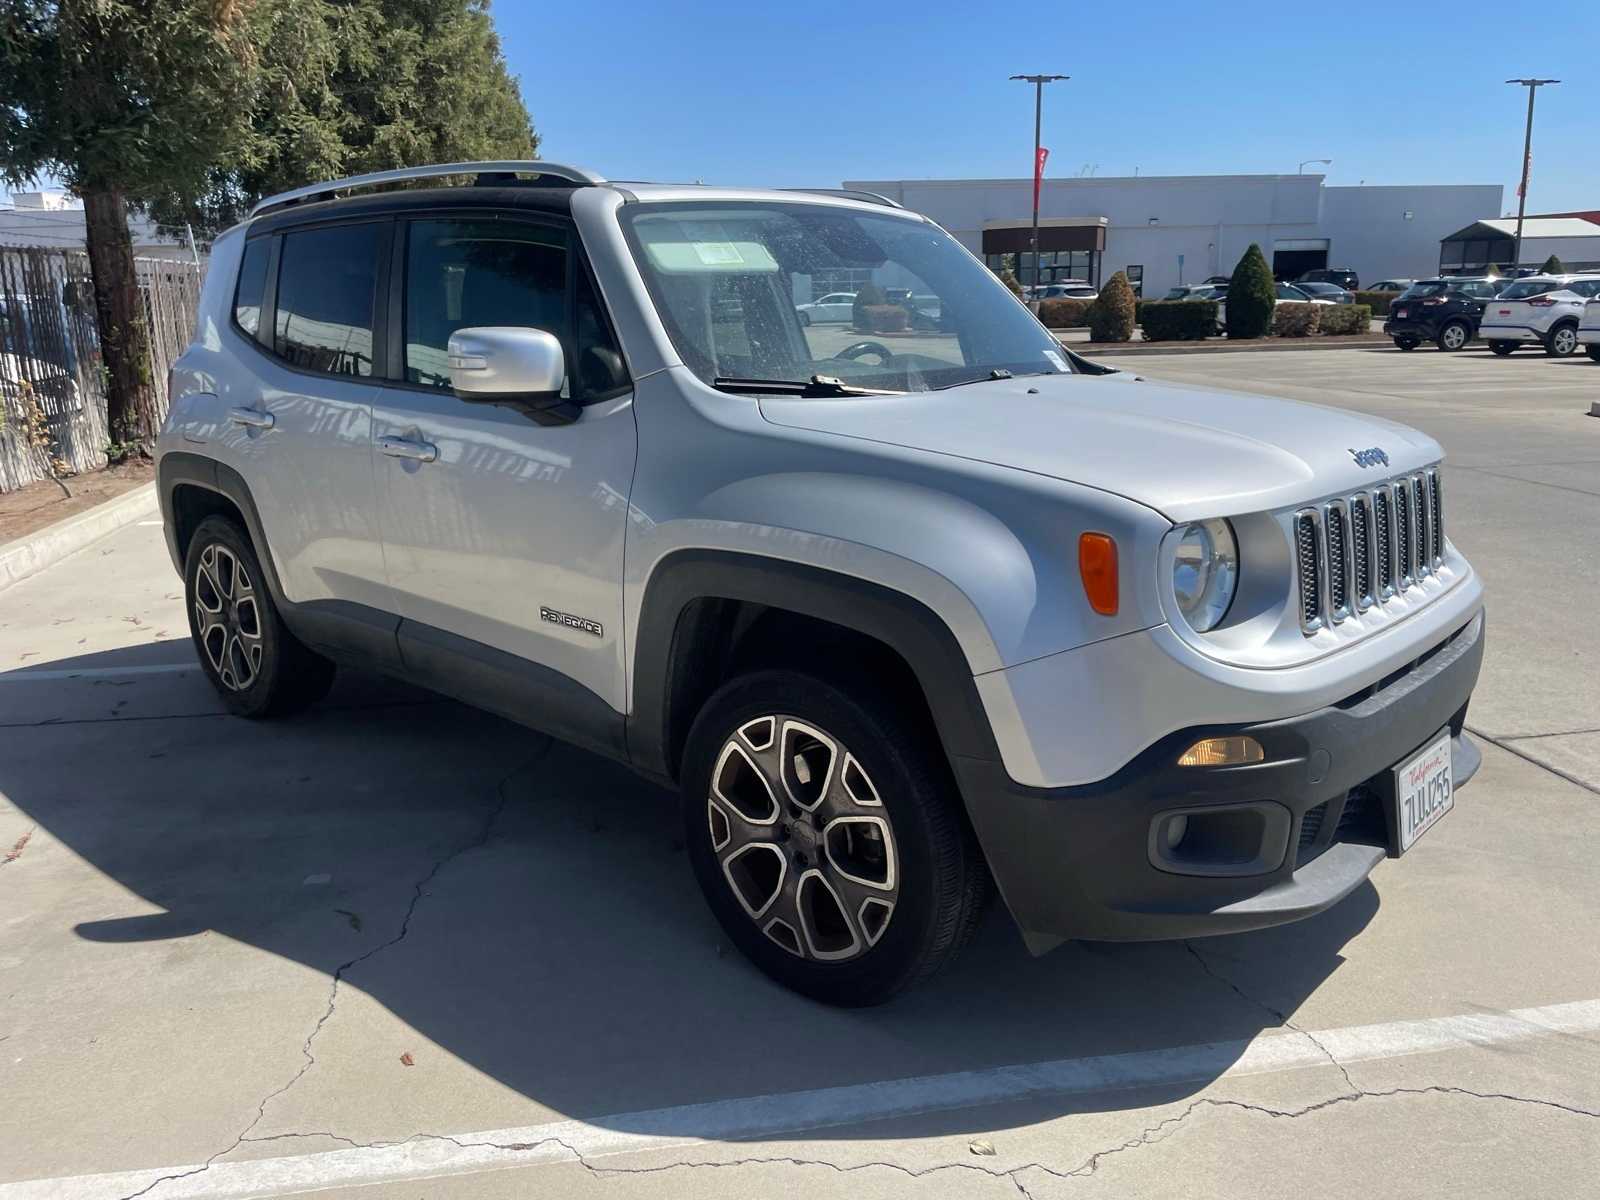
xmin=158 ymin=161 xmax=1485 ymax=1005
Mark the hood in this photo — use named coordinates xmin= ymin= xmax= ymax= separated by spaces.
xmin=758 ymin=372 xmax=1440 ymax=523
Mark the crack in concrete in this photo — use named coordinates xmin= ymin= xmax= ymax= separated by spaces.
xmin=231 ymin=1081 xmax=1599 ymax=1197
xmin=1467 ymin=724 xmax=1600 ymax=798
xmin=114 ymin=745 xmax=546 ymax=1200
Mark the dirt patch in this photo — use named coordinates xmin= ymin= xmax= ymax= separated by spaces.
xmin=0 ymin=460 xmax=155 ymax=547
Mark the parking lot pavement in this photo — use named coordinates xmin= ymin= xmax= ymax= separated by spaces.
xmin=2 ymin=347 xmax=1598 ymax=1199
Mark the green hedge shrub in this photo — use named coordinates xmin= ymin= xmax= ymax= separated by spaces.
xmin=1226 ymin=244 xmax=1275 ymax=338
xmin=1353 ymin=290 xmax=1393 ymax=315
xmin=1273 ymin=302 xmax=1320 ymax=337
xmin=1318 ymin=304 xmax=1371 ymax=335
xmin=1540 ymin=254 xmax=1566 ymax=274
xmin=852 ymin=283 xmax=888 ymax=330
xmin=858 ymin=305 xmax=908 ymax=333
xmin=997 ymin=268 xmax=1024 ymax=298
xmin=1037 ymin=298 xmax=1093 ymax=328
xmin=1087 ymin=271 xmax=1136 ymax=342
xmin=1140 ymin=300 xmax=1218 ymax=341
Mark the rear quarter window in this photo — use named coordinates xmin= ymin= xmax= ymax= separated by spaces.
xmin=233 ymin=239 xmax=270 ymax=337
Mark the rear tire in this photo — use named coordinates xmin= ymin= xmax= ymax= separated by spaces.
xmin=183 ymin=516 xmax=335 ymax=718
xmin=1488 ymin=341 xmax=1517 ymax=356
xmin=1436 ymin=321 xmax=1469 ymax=351
xmin=1393 ymin=337 xmax=1418 ymax=351
xmin=681 ymin=668 xmax=988 ymax=1006
xmin=1545 ymin=322 xmax=1579 ymax=358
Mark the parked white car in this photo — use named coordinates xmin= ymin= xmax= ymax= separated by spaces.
xmin=1478 ymin=274 xmax=1600 ymax=357
xmin=1215 ymin=283 xmax=1333 ymax=333
xmin=795 ymin=292 xmax=856 ymax=325
xmin=1579 ymin=295 xmax=1600 ymax=362
xmin=1032 ymin=282 xmax=1099 ymax=301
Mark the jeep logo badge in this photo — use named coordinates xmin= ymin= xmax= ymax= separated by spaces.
xmin=1348 ymin=446 xmax=1389 ymax=469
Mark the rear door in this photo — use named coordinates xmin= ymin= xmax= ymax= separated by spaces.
xmin=221 ymin=220 xmax=395 ymax=625
xmin=369 ymin=212 xmax=637 ymax=750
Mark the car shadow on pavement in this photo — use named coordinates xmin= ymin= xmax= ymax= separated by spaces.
xmin=1 ymin=645 xmax=1378 ymax=1143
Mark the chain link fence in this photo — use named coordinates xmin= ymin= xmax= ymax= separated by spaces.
xmin=0 ymin=245 xmax=204 ymax=493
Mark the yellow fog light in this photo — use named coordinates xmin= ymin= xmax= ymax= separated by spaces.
xmin=1177 ymin=736 xmax=1265 ymax=767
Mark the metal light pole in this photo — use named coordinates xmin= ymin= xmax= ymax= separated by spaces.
xmin=1506 ymin=79 xmax=1558 ymax=273
xmin=1009 ymin=73 xmax=1067 ymax=304
xmin=1298 ymin=158 xmax=1332 ymax=175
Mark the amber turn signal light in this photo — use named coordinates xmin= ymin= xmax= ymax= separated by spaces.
xmin=1078 ymin=532 xmax=1118 ymax=616
xmin=1177 ymin=735 xmax=1265 ymax=767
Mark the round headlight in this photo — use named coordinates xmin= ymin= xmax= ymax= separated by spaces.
xmin=1172 ymin=519 xmax=1239 ymax=632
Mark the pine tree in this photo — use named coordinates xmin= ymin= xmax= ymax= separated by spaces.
xmin=0 ymin=0 xmax=257 ymax=448
xmin=1227 ymin=244 xmax=1276 ymax=339
xmin=1087 ymin=271 xmax=1135 ymax=342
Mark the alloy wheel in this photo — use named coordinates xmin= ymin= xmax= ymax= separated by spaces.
xmin=707 ymin=716 xmax=899 ymax=962
xmin=193 ymin=543 xmax=264 ymax=691
xmin=1441 ymin=324 xmax=1467 ymax=350
xmin=1551 ymin=327 xmax=1577 ymax=356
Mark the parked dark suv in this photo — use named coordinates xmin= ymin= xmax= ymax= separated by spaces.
xmin=1384 ymin=278 xmax=1501 ymax=351
xmin=1299 ymin=267 xmax=1360 ymax=291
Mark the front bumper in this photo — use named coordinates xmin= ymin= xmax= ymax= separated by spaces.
xmin=1384 ymin=316 xmax=1449 ymax=340
xmin=956 ymin=611 xmax=1485 ymax=951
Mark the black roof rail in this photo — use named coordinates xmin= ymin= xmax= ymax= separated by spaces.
xmin=250 ymin=161 xmax=606 ymax=217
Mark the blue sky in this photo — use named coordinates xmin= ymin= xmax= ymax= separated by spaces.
xmin=505 ymin=0 xmax=1593 ymax=213
xmin=5 ymin=2 xmax=1589 ymax=214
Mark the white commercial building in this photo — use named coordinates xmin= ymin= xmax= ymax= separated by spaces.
xmin=842 ymin=174 xmax=1503 ymax=297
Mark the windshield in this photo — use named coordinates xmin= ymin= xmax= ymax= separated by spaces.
xmin=621 ymin=201 xmax=1072 ymax=392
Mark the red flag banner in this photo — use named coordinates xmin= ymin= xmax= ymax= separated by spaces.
xmin=1034 ymin=147 xmax=1050 ymax=211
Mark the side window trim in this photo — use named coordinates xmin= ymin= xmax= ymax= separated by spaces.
xmin=574 ymin=248 xmax=632 ymax=404
xmin=255 ymin=235 xmax=281 ymax=351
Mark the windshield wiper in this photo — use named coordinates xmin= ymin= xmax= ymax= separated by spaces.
xmin=712 ymin=375 xmax=903 ymax=398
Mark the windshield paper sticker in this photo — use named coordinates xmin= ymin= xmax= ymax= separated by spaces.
xmin=1043 ymin=349 xmax=1068 ymax=372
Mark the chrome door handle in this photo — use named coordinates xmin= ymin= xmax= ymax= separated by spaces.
xmin=377 ymin=435 xmax=438 ymax=463
xmin=228 ymin=406 xmax=274 ymax=430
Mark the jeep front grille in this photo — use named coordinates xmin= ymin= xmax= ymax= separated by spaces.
xmin=1295 ymin=468 xmax=1445 ymax=634
xmin=1294 ymin=511 xmax=1321 ymax=630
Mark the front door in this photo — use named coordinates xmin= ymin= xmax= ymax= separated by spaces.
xmin=371 ymin=214 xmax=636 ymax=743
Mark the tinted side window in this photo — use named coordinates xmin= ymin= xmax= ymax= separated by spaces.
xmin=273 ymin=224 xmax=379 ymax=377
xmin=403 ymin=218 xmax=566 ymax=389
xmin=233 ymin=239 xmax=270 ymax=337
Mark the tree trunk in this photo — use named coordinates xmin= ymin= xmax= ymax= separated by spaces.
xmin=81 ymin=186 xmax=155 ymax=455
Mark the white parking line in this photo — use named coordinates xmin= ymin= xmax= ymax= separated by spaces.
xmin=0 ymin=663 xmax=199 ymax=683
xmin=3 ymin=998 xmax=1594 ymax=1200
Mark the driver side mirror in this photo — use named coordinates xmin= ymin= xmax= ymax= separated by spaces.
xmin=447 ymin=327 xmax=579 ymax=426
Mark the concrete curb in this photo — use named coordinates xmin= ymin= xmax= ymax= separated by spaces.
xmin=1057 ymin=335 xmax=1393 ymax=358
xmin=0 ymin=481 xmax=158 ymax=592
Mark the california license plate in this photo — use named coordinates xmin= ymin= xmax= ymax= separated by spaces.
xmin=1393 ymin=730 xmax=1453 ymax=852
xmin=1394 ymin=307 xmax=1408 ymax=318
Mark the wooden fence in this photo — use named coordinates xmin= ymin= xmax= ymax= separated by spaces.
xmin=0 ymin=245 xmax=205 ymax=493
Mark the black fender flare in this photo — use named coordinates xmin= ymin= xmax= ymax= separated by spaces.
xmin=626 ymin=549 xmax=1003 ymax=783
xmin=157 ymin=451 xmax=401 ymax=668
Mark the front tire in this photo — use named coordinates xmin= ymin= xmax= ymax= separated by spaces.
xmin=682 ymin=669 xmax=987 ymax=1006
xmin=1545 ymin=322 xmax=1579 ymax=358
xmin=1488 ymin=340 xmax=1517 ymax=356
xmin=1436 ymin=321 xmax=1470 ymax=351
xmin=1587 ymin=344 xmax=1600 ymax=363
xmin=184 ymin=516 xmax=335 ymax=718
